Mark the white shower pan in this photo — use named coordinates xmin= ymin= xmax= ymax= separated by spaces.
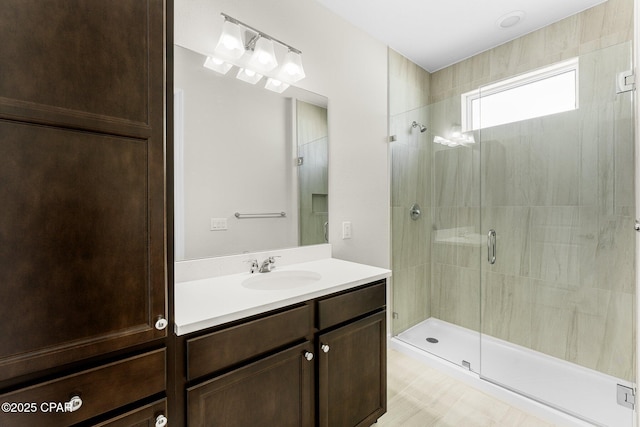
xmin=393 ymin=318 xmax=635 ymax=427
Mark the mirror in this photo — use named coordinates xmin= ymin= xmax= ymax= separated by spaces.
xmin=174 ymin=45 xmax=328 ymax=260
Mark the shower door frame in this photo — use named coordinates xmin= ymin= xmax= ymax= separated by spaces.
xmin=634 ymin=1 xmax=640 ymax=426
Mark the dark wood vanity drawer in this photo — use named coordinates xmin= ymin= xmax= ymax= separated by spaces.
xmin=187 ymin=304 xmax=312 ymax=380
xmin=317 ymin=280 xmax=386 ymax=330
xmin=0 ymin=349 xmax=165 ymax=427
xmin=93 ymin=398 xmax=166 ymax=427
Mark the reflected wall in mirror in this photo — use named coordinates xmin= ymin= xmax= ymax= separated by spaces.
xmin=174 ymin=45 xmax=329 ymax=260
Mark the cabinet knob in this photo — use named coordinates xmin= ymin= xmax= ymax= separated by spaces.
xmin=155 ymin=317 xmax=168 ymax=330
xmin=155 ymin=414 xmax=168 ymax=427
xmin=304 ymin=351 xmax=314 ymax=361
xmin=321 ymin=344 xmax=330 ymax=353
xmin=67 ymin=395 xmax=83 ymax=412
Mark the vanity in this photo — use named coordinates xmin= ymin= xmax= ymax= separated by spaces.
xmin=174 ymin=246 xmax=391 ymax=427
xmin=173 ymin=24 xmax=390 ymax=426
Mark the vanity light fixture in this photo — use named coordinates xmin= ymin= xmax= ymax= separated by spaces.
xmin=203 ymin=56 xmax=232 ymax=74
xmin=214 ymin=18 xmax=245 ymax=59
xmin=248 ymin=36 xmax=278 ymax=73
xmin=279 ymin=49 xmax=305 ymax=82
xmin=236 ymin=68 xmax=263 ymax=84
xmin=265 ymin=78 xmax=290 ymax=93
xmin=204 ymin=13 xmax=306 ymax=92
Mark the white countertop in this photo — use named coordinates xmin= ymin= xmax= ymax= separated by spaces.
xmin=174 ymin=258 xmax=391 ymax=336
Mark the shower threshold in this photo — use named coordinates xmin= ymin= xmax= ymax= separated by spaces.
xmin=393 ymin=318 xmax=634 ymax=427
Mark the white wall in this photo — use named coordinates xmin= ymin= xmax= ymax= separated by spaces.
xmin=175 ymin=0 xmax=390 ymax=268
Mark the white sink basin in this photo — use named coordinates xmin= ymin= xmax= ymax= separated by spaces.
xmin=242 ymin=270 xmax=322 ymax=290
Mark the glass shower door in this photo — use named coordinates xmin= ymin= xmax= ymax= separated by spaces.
xmin=389 ymin=95 xmax=482 ymax=373
xmin=478 ymin=41 xmax=635 ymax=427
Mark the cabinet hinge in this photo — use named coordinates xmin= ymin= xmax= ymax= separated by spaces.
xmin=617 ymin=384 xmax=635 ymax=409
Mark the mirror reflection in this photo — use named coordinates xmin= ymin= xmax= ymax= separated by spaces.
xmin=174 ymin=45 xmax=328 ymax=260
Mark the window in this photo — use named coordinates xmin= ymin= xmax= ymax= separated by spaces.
xmin=462 ymin=58 xmax=578 ymax=132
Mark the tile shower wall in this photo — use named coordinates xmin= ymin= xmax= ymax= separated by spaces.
xmin=391 ymin=0 xmax=634 ymax=380
xmin=297 ymin=100 xmax=329 ymax=246
xmin=428 ymin=0 xmax=635 ymax=381
xmin=389 ymin=49 xmax=432 ymax=334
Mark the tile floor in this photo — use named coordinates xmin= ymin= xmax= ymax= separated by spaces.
xmin=377 ymin=349 xmax=562 ymax=427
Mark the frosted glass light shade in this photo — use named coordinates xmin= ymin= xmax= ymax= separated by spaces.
xmin=214 ymin=20 xmax=244 ymax=59
xmin=203 ymin=56 xmax=232 ymax=74
xmin=248 ymin=37 xmax=278 ymax=73
xmin=236 ymin=68 xmax=263 ymax=84
xmin=264 ymin=78 xmax=290 ymax=93
xmin=279 ymin=50 xmax=306 ymax=83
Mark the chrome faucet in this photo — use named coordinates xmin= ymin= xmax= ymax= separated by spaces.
xmin=259 ymin=256 xmax=280 ymax=273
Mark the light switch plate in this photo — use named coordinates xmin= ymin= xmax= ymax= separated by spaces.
xmin=342 ymin=221 xmax=352 ymax=239
xmin=210 ymin=218 xmax=228 ymax=231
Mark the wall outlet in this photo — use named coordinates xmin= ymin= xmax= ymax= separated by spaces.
xmin=342 ymin=221 xmax=352 ymax=239
xmin=210 ymin=218 xmax=228 ymax=231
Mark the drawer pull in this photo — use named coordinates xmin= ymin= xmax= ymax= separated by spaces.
xmin=68 ymin=395 xmax=83 ymax=412
xmin=304 ymin=351 xmax=314 ymax=361
xmin=321 ymin=344 xmax=330 ymax=353
xmin=155 ymin=414 xmax=168 ymax=427
xmin=155 ymin=317 xmax=168 ymax=330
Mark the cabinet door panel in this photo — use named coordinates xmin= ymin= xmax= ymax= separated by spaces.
xmin=0 ymin=0 xmax=166 ymax=383
xmin=0 ymin=0 xmax=151 ymax=125
xmin=187 ymin=342 xmax=314 ymax=427
xmin=0 ymin=122 xmax=166 ymax=381
xmin=318 ymin=311 xmax=386 ymax=427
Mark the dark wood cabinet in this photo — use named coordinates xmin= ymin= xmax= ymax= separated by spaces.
xmin=92 ymin=399 xmax=167 ymax=427
xmin=317 ymin=312 xmax=387 ymax=427
xmin=187 ymin=342 xmax=315 ymax=427
xmin=186 ymin=304 xmax=312 ymax=381
xmin=180 ymin=280 xmax=387 ymax=427
xmin=0 ymin=0 xmax=167 ymax=382
xmin=0 ymin=350 xmax=166 ymax=427
xmin=0 ymin=0 xmax=169 ymax=425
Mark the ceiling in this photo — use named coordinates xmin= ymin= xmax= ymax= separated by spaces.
xmin=314 ymin=0 xmax=607 ymax=72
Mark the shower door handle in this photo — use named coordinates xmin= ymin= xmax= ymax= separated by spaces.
xmin=487 ymin=229 xmax=496 ymax=265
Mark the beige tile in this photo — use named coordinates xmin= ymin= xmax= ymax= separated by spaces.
xmin=480 ymin=132 xmax=530 ymax=207
xmin=482 ymin=272 xmax=531 ymax=347
xmin=391 ymin=264 xmax=430 ymax=335
xmin=597 ymin=291 xmax=635 ymax=380
xmin=499 ymin=407 xmax=561 ymax=427
xmin=389 ymin=48 xmax=431 ymax=116
xmin=391 ymin=206 xmax=428 ymax=270
xmin=595 ymin=215 xmax=635 ymax=294
xmin=482 ymin=206 xmax=531 ymax=277
xmin=379 ymin=349 xmax=558 ymax=427
xmin=390 ymin=112 xmax=431 ymax=209
xmin=430 ymin=264 xmax=479 ymax=331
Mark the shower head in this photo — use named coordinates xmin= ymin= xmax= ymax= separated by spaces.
xmin=412 ymin=121 xmax=427 ymax=133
